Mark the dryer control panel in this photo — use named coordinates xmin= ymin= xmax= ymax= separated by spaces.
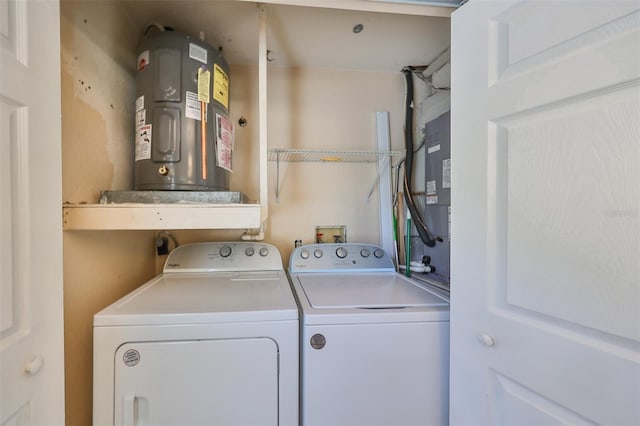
xmin=289 ymin=243 xmax=395 ymax=273
xmin=164 ymin=242 xmax=283 ymax=272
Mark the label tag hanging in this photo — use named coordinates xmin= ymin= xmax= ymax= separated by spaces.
xmin=197 ymin=67 xmax=210 ymax=103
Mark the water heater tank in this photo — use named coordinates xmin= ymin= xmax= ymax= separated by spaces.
xmin=134 ymin=27 xmax=231 ymax=191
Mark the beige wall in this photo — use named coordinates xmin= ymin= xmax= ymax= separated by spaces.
xmin=264 ymin=66 xmax=405 ymax=261
xmin=60 ymin=2 xmax=157 ymax=424
xmin=61 ymin=2 xmax=406 ymax=425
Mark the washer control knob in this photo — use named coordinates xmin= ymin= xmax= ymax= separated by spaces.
xmin=313 ymin=249 xmax=323 ymax=258
xmin=336 ymin=247 xmax=348 ymax=259
xmin=373 ymin=249 xmax=385 ymax=258
xmin=245 ymin=247 xmax=255 ymax=256
xmin=360 ymin=249 xmax=371 ymax=258
xmin=300 ymin=249 xmax=310 ymax=259
xmin=219 ymin=245 xmax=232 ymax=258
xmin=259 ymin=247 xmax=269 ymax=257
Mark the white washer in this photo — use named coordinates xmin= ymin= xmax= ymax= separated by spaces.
xmin=93 ymin=242 xmax=298 ymax=426
xmin=288 ymin=243 xmax=450 ymax=426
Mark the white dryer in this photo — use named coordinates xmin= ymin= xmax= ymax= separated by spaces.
xmin=288 ymin=243 xmax=450 ymax=426
xmin=93 ymin=242 xmax=298 ymax=426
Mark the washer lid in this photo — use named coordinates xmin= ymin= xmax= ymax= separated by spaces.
xmin=94 ymin=271 xmax=298 ymax=326
xmin=297 ymin=273 xmax=448 ymax=309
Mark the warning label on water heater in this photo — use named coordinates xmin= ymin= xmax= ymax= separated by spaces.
xmin=185 ymin=91 xmax=205 ymax=121
xmin=135 ymin=124 xmax=152 ymax=161
xmin=213 ymin=64 xmax=229 ymax=109
xmin=216 ymin=113 xmax=233 ymax=172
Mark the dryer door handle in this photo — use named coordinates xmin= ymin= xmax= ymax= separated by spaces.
xmin=123 ymin=393 xmax=136 ymax=426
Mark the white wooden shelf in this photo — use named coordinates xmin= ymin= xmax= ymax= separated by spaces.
xmin=62 ymin=203 xmax=261 ymax=231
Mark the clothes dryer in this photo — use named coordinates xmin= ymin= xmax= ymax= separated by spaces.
xmin=288 ymin=243 xmax=449 ymax=426
xmin=93 ymin=242 xmax=298 ymax=426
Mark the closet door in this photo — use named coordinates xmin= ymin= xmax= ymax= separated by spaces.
xmin=450 ymin=0 xmax=639 ymax=424
xmin=1 ymin=0 xmax=64 ymax=424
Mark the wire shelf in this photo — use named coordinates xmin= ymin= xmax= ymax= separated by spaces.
xmin=268 ymin=148 xmax=404 ymax=163
xmin=268 ymin=148 xmax=404 ymax=200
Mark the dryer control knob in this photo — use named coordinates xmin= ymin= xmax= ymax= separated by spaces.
xmin=219 ymin=245 xmax=232 ymax=257
xmin=300 ymin=249 xmax=310 ymax=259
xmin=360 ymin=249 xmax=371 ymax=258
xmin=336 ymin=247 xmax=348 ymax=259
xmin=259 ymin=247 xmax=269 ymax=257
xmin=374 ymin=249 xmax=385 ymax=258
xmin=314 ymin=249 xmax=323 ymax=258
xmin=245 ymin=247 xmax=255 ymax=256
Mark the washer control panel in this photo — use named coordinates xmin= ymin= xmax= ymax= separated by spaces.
xmin=289 ymin=243 xmax=395 ymax=273
xmin=163 ymin=242 xmax=282 ymax=272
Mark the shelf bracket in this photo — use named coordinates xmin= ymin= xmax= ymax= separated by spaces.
xmin=367 ymin=155 xmax=390 ymax=201
xmin=275 ymin=150 xmax=281 ymax=201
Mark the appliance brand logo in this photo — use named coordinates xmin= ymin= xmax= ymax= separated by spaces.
xmin=123 ymin=349 xmax=140 ymax=367
xmin=310 ymin=334 xmax=326 ymax=350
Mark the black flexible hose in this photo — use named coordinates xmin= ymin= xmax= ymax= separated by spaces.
xmin=402 ymin=67 xmax=438 ymax=248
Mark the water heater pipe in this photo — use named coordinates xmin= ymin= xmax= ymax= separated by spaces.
xmin=201 ymin=101 xmax=207 ymax=179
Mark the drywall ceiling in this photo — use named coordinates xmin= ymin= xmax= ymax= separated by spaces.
xmin=119 ymin=0 xmax=451 ymax=72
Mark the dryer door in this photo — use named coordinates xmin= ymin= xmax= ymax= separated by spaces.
xmin=114 ymin=338 xmax=278 ymax=425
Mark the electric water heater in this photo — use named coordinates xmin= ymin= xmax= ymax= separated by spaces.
xmin=134 ymin=26 xmax=231 ymax=191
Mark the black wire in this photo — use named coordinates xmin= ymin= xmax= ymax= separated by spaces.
xmin=401 ymin=67 xmax=438 ymax=248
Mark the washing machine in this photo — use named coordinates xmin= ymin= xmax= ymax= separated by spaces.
xmin=93 ymin=242 xmax=298 ymax=426
xmin=288 ymin=243 xmax=450 ymax=426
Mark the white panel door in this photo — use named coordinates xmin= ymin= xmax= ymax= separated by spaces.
xmin=0 ymin=0 xmax=64 ymax=425
xmin=114 ymin=338 xmax=279 ymax=426
xmin=450 ymin=1 xmax=639 ymax=424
